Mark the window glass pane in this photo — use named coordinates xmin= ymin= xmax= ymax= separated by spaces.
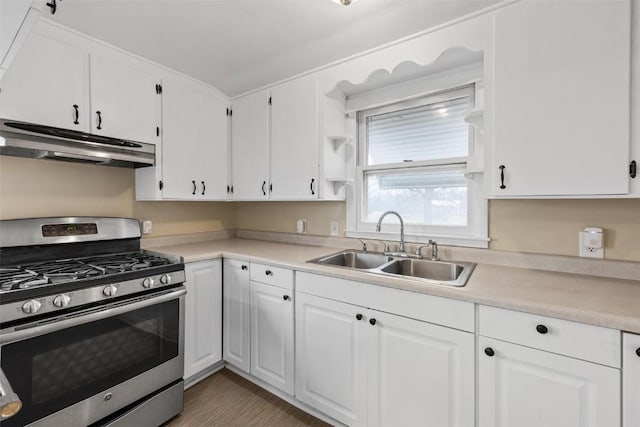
xmin=367 ymin=96 xmax=470 ymax=165
xmin=364 ymin=169 xmax=467 ymax=226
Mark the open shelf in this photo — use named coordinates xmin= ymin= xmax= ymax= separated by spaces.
xmin=464 ymin=108 xmax=484 ymax=133
xmin=327 ymin=135 xmax=353 ymax=150
xmin=326 ymin=177 xmax=353 ymax=195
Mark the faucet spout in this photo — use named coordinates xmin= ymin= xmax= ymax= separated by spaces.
xmin=375 ymin=211 xmax=405 ymax=253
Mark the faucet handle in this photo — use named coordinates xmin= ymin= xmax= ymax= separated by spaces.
xmin=415 ymin=245 xmax=430 ymax=257
xmin=358 ymin=239 xmax=368 ymax=252
xmin=378 ymin=241 xmax=390 ymax=254
xmin=428 ymin=239 xmax=439 ymax=261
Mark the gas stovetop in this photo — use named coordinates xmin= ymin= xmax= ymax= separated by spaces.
xmin=0 ymin=251 xmax=176 ymax=293
xmin=0 ymin=217 xmax=186 ymax=323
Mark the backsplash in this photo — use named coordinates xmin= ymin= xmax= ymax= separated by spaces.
xmin=2 ymin=156 xmax=639 ymax=261
xmin=0 ymin=156 xmax=236 ymax=236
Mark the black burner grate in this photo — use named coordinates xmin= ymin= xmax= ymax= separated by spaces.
xmin=0 ymin=252 xmax=173 ymax=293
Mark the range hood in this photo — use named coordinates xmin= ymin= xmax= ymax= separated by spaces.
xmin=0 ymin=119 xmax=155 ymax=168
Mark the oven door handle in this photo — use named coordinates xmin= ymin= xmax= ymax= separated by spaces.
xmin=0 ymin=367 xmax=22 ymax=420
xmin=0 ymin=287 xmax=186 ymax=345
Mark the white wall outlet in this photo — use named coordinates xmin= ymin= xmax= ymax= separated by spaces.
xmin=579 ymin=227 xmax=604 ymax=259
xmin=141 ymin=220 xmax=153 ymax=235
xmin=330 ymin=221 xmax=339 ymax=236
xmin=296 ymin=219 xmax=307 ymax=234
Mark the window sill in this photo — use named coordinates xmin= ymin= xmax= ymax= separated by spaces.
xmin=345 ymin=230 xmax=489 ymax=249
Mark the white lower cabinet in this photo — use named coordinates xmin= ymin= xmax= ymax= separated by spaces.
xmin=222 ymin=259 xmax=295 ymax=395
xmin=295 ymin=292 xmax=367 ymax=426
xmin=295 ymin=291 xmax=474 ymax=427
xmin=479 ymin=336 xmax=620 ymax=427
xmin=222 ymin=259 xmax=251 ymax=373
xmin=250 ymin=280 xmax=295 ymax=394
xmin=367 ymin=309 xmax=474 ymax=427
xmin=478 ymin=305 xmax=621 ymax=427
xmin=623 ymin=332 xmax=640 ymax=427
xmin=184 ymin=259 xmax=222 ymax=381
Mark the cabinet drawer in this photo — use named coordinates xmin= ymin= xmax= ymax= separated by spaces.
xmin=250 ymin=263 xmax=293 ymax=290
xmin=479 ymin=305 xmax=620 ymax=368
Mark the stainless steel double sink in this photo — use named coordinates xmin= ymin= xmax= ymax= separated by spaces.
xmin=307 ymin=250 xmax=475 ymax=287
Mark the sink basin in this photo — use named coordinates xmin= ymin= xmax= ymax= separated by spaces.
xmin=380 ymin=259 xmax=475 ymax=287
xmin=308 ymin=250 xmax=475 ymax=287
xmin=309 ymin=250 xmax=393 ymax=269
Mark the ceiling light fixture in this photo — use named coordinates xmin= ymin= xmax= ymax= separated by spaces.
xmin=332 ymin=0 xmax=359 ymax=5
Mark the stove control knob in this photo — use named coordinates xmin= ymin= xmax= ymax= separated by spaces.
xmin=22 ymin=299 xmax=42 ymax=314
xmin=53 ymin=294 xmax=71 ymax=308
xmin=103 ymin=285 xmax=118 ymax=297
xmin=142 ymin=277 xmax=155 ymax=288
xmin=160 ymin=274 xmax=171 ymax=285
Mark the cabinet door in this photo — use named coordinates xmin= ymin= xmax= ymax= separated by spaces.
xmin=250 ymin=280 xmax=294 ymax=394
xmin=479 ymin=337 xmax=620 ymax=427
xmin=490 ymin=0 xmax=630 ymax=196
xmin=161 ymin=76 xmax=198 ymax=199
xmin=270 ymin=74 xmax=319 ymax=200
xmin=623 ymin=332 xmax=640 ymax=427
xmin=197 ymin=88 xmax=229 ymax=200
xmin=295 ymin=292 xmax=367 ymax=426
xmin=222 ymin=259 xmax=251 ymax=373
xmin=0 ymin=26 xmax=89 ymax=131
xmin=89 ymin=53 xmax=159 ymax=144
xmin=184 ymin=259 xmax=222 ymax=380
xmin=231 ymin=90 xmax=270 ymax=200
xmin=162 ymin=77 xmax=227 ymax=199
xmin=367 ymin=310 xmax=474 ymax=427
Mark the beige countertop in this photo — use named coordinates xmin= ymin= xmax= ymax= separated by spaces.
xmin=149 ymin=238 xmax=640 ymax=334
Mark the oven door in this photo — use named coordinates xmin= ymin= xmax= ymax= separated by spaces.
xmin=0 ymin=286 xmax=185 ymax=427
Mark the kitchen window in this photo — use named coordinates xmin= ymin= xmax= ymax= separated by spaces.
xmin=347 ymin=85 xmax=488 ymax=248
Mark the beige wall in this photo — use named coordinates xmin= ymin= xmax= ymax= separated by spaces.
xmin=0 ymin=156 xmax=236 ymax=236
xmin=2 ymin=156 xmax=640 ymax=262
xmin=237 ymin=199 xmax=640 ymax=262
xmin=489 ymin=199 xmax=640 ymax=261
xmin=235 ymin=201 xmax=346 ymax=236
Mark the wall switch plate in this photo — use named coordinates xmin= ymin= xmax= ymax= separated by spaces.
xmin=142 ymin=220 xmax=153 ymax=235
xmin=579 ymin=228 xmax=604 ymax=259
xmin=296 ymin=219 xmax=307 ymax=234
xmin=330 ymin=221 xmax=339 ymax=236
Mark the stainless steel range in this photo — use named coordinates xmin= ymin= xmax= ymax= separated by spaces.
xmin=0 ymin=217 xmax=186 ymax=426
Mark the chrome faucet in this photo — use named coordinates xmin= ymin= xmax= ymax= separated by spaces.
xmin=375 ymin=211 xmax=405 ymax=254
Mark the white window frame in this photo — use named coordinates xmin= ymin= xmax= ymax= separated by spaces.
xmin=345 ymin=84 xmax=488 ymax=248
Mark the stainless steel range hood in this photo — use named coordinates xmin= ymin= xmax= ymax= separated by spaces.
xmin=0 ymin=119 xmax=155 ymax=168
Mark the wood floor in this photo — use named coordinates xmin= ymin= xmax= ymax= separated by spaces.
xmin=165 ymin=369 xmax=330 ymax=426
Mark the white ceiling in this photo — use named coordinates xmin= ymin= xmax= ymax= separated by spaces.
xmin=51 ymin=0 xmax=498 ymax=97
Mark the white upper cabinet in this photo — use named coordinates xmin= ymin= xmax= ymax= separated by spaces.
xmin=0 ymin=0 xmax=45 ymax=79
xmin=161 ymin=75 xmax=229 ymax=200
xmin=89 ymin=53 xmax=159 ymax=144
xmin=230 ymin=74 xmax=323 ymax=200
xmin=0 ymin=20 xmax=161 ymax=145
xmin=231 ymin=89 xmax=270 ymax=200
xmin=0 ymin=25 xmax=89 ymax=131
xmin=487 ymin=0 xmax=631 ymax=196
xmin=270 ymin=74 xmax=319 ymax=199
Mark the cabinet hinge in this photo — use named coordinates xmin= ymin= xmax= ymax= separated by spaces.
xmin=159 ymin=180 xmax=164 ymax=191
xmin=631 ymin=160 xmax=637 ymax=179
xmin=268 ymin=96 xmax=272 ymax=106
xmin=156 ymin=126 xmax=160 ymax=137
